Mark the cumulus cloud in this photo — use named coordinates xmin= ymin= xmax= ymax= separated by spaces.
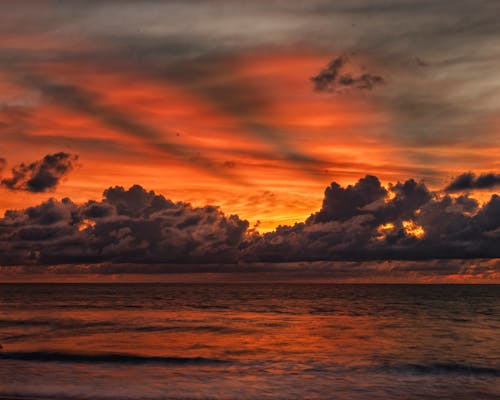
xmin=445 ymin=172 xmax=500 ymax=192
xmin=244 ymin=176 xmax=499 ymax=262
xmin=307 ymin=175 xmax=387 ymax=223
xmin=311 ymin=56 xmax=384 ymax=93
xmin=0 ymin=177 xmax=498 ymax=268
xmin=0 ymin=153 xmax=77 ymax=192
xmin=0 ymin=185 xmax=248 ymax=265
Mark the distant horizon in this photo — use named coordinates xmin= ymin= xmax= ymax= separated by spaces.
xmin=2 ymin=258 xmax=499 ymax=284
xmin=1 ymin=3 xmax=498 ymax=400
xmin=1 ymin=176 xmax=499 ymax=282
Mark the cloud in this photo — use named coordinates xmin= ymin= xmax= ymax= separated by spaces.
xmin=445 ymin=172 xmax=500 ymax=192
xmin=0 ymin=185 xmax=248 ymax=265
xmin=13 ymin=73 xmax=285 ymax=183
xmin=307 ymin=175 xmax=387 ymax=223
xmin=310 ymin=56 xmax=347 ymax=91
xmin=311 ymin=56 xmax=384 ymax=93
xmin=0 ymin=176 xmax=498 ymax=268
xmin=244 ymin=176 xmax=499 ymax=262
xmin=2 ymin=2 xmax=499 ymax=183
xmin=0 ymin=153 xmax=77 ymax=192
xmin=4 ymin=259 xmax=497 ymax=283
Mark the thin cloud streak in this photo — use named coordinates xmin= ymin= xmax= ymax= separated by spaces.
xmin=13 ymin=72 xmax=247 ymax=184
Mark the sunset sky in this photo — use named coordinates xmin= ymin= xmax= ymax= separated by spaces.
xmin=0 ymin=1 xmax=499 ymax=281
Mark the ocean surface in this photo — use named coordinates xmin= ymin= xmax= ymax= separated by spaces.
xmin=0 ymin=283 xmax=499 ymax=400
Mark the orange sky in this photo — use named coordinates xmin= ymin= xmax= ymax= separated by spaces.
xmin=0 ymin=1 xmax=498 ymax=285
xmin=1 ymin=50 xmax=498 ymax=231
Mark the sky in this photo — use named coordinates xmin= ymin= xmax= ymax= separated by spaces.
xmin=0 ymin=1 xmax=499 ymax=281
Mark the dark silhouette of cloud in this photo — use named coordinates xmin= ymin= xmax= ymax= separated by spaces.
xmin=311 ymin=56 xmax=347 ymax=92
xmin=307 ymin=175 xmax=387 ymax=223
xmin=0 ymin=153 xmax=77 ymax=192
xmin=311 ymin=56 xmax=384 ymax=93
xmin=0 ymin=185 xmax=248 ymax=265
xmin=0 ymin=176 xmax=498 ymax=267
xmin=445 ymin=172 xmax=500 ymax=192
xmin=244 ymin=176 xmax=499 ymax=262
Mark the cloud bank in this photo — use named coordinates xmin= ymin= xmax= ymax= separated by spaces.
xmin=445 ymin=172 xmax=500 ymax=192
xmin=0 ymin=153 xmax=77 ymax=192
xmin=246 ymin=176 xmax=499 ymax=262
xmin=0 ymin=175 xmax=498 ymax=269
xmin=0 ymin=185 xmax=248 ymax=265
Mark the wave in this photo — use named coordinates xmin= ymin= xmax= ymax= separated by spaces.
xmin=377 ymin=362 xmax=500 ymax=376
xmin=0 ymin=351 xmax=229 ymax=365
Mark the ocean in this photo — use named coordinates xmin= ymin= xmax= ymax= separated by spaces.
xmin=0 ymin=283 xmax=498 ymax=399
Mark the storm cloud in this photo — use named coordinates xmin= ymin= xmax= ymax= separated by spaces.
xmin=445 ymin=172 xmax=500 ymax=192
xmin=0 ymin=152 xmax=77 ymax=192
xmin=0 ymin=176 xmax=498 ymax=268
xmin=244 ymin=176 xmax=499 ymax=262
xmin=0 ymin=184 xmax=248 ymax=265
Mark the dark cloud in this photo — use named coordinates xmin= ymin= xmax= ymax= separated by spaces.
xmin=307 ymin=175 xmax=387 ymax=223
xmin=243 ymin=176 xmax=499 ymax=262
xmin=445 ymin=172 xmax=500 ymax=192
xmin=310 ymin=56 xmax=347 ymax=92
xmin=0 ymin=176 xmax=498 ymax=268
xmin=0 ymin=153 xmax=77 ymax=192
xmin=0 ymin=185 xmax=249 ymax=265
xmin=311 ymin=56 xmax=384 ymax=93
xmin=339 ymin=73 xmax=384 ymax=90
xmin=3 ymin=258 xmax=497 ymax=283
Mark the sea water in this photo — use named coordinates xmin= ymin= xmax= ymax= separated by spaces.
xmin=0 ymin=283 xmax=499 ymax=399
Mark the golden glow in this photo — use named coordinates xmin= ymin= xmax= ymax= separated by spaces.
xmin=375 ymin=222 xmax=395 ymax=240
xmin=78 ymin=219 xmax=96 ymax=231
xmin=384 ymin=190 xmax=396 ymax=203
xmin=0 ymin=50 xmax=498 ymax=232
xmin=402 ymin=220 xmax=425 ymax=239
xmin=379 ymin=222 xmax=395 ymax=232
